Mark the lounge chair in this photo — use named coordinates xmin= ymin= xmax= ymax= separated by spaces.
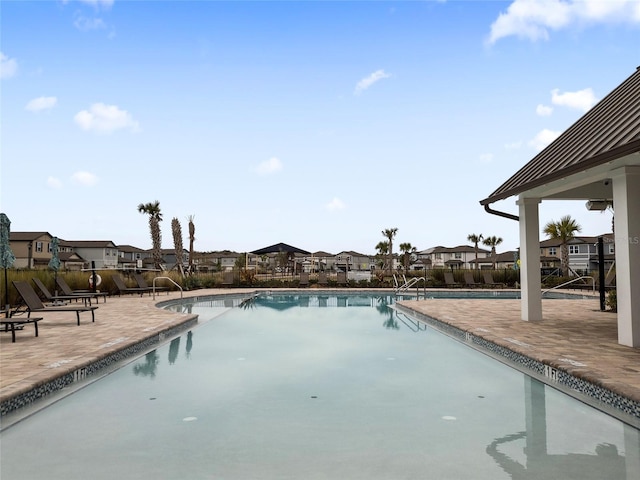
xmin=222 ymin=271 xmax=234 ymax=287
xmin=337 ymin=271 xmax=348 ymax=287
xmin=463 ymin=271 xmax=481 ymax=288
xmin=482 ymin=271 xmax=505 ymax=288
xmin=318 ymin=271 xmax=328 ymax=287
xmin=299 ymin=272 xmax=310 ymax=288
xmin=12 ymin=281 xmax=97 ymax=325
xmin=133 ymin=273 xmax=169 ymax=294
xmin=32 ymin=278 xmax=92 ymax=306
xmin=112 ymin=274 xmax=152 ymax=296
xmin=56 ymin=277 xmax=109 ymax=303
xmin=444 ymin=272 xmax=461 ymax=288
xmin=1 ymin=314 xmax=42 ymax=342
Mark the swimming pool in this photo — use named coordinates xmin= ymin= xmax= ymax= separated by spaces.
xmin=1 ymin=293 xmax=638 ymax=479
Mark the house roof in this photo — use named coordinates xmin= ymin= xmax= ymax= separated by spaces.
xmin=62 ymin=240 xmax=118 ymax=248
xmin=481 ymin=67 xmax=640 ymax=205
xmin=9 ymin=232 xmax=52 ymax=241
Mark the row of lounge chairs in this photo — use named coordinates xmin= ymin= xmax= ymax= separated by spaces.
xmin=443 ymin=271 xmax=506 ymax=289
xmin=3 ymin=273 xmax=169 ymax=343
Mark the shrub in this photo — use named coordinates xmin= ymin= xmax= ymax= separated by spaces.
xmin=606 ymin=289 xmax=617 ymax=312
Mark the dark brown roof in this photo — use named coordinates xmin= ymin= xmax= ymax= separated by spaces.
xmin=481 ymin=67 xmax=640 ymax=205
xmin=9 ymin=232 xmax=52 ymax=241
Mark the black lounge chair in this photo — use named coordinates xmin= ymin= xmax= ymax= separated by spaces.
xmin=133 ymin=273 xmax=169 ymax=294
xmin=56 ymin=276 xmax=109 ymax=303
xmin=463 ymin=271 xmax=481 ymax=288
xmin=337 ymin=271 xmax=348 ymax=287
xmin=32 ymin=278 xmax=92 ymax=306
xmin=482 ymin=271 xmax=505 ymax=288
xmin=112 ymin=274 xmax=151 ymax=296
xmin=318 ymin=271 xmax=328 ymax=287
xmin=1 ymin=311 xmax=42 ymax=343
xmin=443 ymin=272 xmax=461 ymax=288
xmin=221 ymin=271 xmax=234 ymax=287
xmin=12 ymin=281 xmax=97 ymax=325
xmin=299 ymin=272 xmax=310 ymax=288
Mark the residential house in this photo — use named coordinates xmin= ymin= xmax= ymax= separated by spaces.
xmin=117 ymin=245 xmax=149 ymax=270
xmin=334 ymin=251 xmax=373 ymax=272
xmin=9 ymin=232 xmax=54 ymax=269
xmin=419 ymin=245 xmax=490 ymax=270
xmin=63 ymin=240 xmax=119 ymax=269
xmin=539 ymin=233 xmax=615 ymax=274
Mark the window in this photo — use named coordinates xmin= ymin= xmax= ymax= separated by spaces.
xmin=609 ymin=244 xmax=615 ymax=254
xmin=35 ymin=241 xmax=43 ymax=252
xmin=548 ymin=247 xmax=557 ymax=256
xmin=569 ymin=245 xmax=579 ymax=254
xmin=435 ymin=253 xmax=442 ymax=259
xmin=454 ymin=252 xmax=462 ymax=259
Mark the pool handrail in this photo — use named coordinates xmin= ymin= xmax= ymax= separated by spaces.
xmin=542 ymin=275 xmax=595 ymax=296
xmin=152 ymin=277 xmax=183 ymax=300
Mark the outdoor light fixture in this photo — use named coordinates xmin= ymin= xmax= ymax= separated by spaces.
xmin=585 ymin=200 xmax=611 ymax=211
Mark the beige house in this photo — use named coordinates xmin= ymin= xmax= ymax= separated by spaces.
xmin=9 ymin=232 xmax=54 ymax=269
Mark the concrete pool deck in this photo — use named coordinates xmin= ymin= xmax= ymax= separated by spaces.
xmin=1 ymin=288 xmax=639 ymax=426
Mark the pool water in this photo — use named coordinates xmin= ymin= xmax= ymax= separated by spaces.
xmin=1 ymin=294 xmax=638 ymax=479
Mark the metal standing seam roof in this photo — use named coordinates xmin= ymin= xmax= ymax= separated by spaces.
xmin=481 ymin=67 xmax=640 ymax=206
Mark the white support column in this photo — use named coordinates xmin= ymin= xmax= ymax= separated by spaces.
xmin=518 ymin=197 xmax=542 ymax=321
xmin=611 ymin=166 xmax=640 ymax=347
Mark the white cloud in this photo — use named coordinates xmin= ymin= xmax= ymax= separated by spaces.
xmin=26 ymin=96 xmax=58 ymax=112
xmin=71 ymin=171 xmax=98 ymax=186
xmin=325 ymin=197 xmax=345 ymax=211
xmin=551 ymin=87 xmax=598 ymax=112
xmin=504 ymin=141 xmax=523 ymax=150
xmin=487 ymin=0 xmax=640 ymax=44
xmin=255 ymin=157 xmax=283 ymax=175
xmin=355 ymin=69 xmax=391 ymax=95
xmin=536 ymin=104 xmax=553 ymax=116
xmin=0 ymin=52 xmax=18 ymax=79
xmin=479 ymin=153 xmax=494 ymax=163
xmin=78 ymin=0 xmax=114 ymax=7
xmin=529 ymin=128 xmax=561 ymax=151
xmin=47 ymin=177 xmax=63 ymax=189
xmin=74 ymin=14 xmax=107 ymax=31
xmin=74 ymin=103 xmax=140 ymax=134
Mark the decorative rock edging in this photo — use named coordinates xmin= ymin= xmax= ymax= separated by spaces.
xmin=396 ymin=304 xmax=640 ymax=426
xmin=0 ymin=316 xmax=198 ymax=418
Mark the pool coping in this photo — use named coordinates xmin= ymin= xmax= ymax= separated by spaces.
xmin=394 ymin=303 xmax=640 ymax=429
xmin=2 ymin=289 xmax=638 ymax=432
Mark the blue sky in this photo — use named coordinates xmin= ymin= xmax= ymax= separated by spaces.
xmin=2 ymin=0 xmax=639 ymax=255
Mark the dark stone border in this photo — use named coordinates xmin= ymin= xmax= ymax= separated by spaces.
xmin=0 ymin=317 xmax=197 ymax=418
xmin=395 ymin=304 xmax=640 ymax=426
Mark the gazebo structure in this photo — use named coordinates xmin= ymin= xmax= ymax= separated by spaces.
xmin=481 ymin=67 xmax=640 ymax=348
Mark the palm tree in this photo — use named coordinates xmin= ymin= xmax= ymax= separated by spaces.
xmin=543 ymin=215 xmax=581 ymax=276
xmin=137 ymin=200 xmax=163 ymax=270
xmin=482 ymin=235 xmax=503 ymax=269
xmin=187 ymin=215 xmax=195 ymax=273
xmin=399 ymin=242 xmax=416 ymax=271
xmin=467 ymin=233 xmax=484 ymax=270
xmin=375 ymin=241 xmax=389 ymax=270
xmin=382 ymin=228 xmax=398 ymax=274
xmin=171 ymin=217 xmax=185 ymax=277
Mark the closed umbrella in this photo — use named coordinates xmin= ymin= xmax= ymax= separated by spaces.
xmin=0 ymin=213 xmax=16 ymax=309
xmin=48 ymin=236 xmax=61 ymax=298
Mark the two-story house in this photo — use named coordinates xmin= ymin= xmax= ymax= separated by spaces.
xmin=419 ymin=245 xmax=491 ymax=270
xmin=540 ymin=233 xmax=615 ymax=275
xmin=9 ymin=232 xmax=54 ymax=269
xmin=63 ymin=240 xmax=119 ymax=269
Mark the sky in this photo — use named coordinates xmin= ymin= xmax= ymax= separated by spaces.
xmin=1 ymin=0 xmax=639 ymax=255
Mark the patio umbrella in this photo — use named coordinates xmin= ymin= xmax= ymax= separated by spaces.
xmin=0 ymin=213 xmax=16 ymax=309
xmin=48 ymin=236 xmax=61 ymax=296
